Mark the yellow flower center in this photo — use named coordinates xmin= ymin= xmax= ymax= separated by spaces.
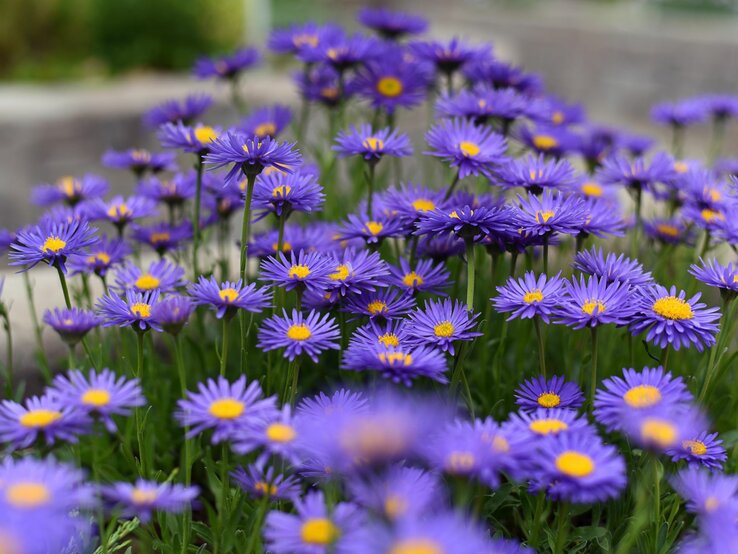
xmin=581 ymin=182 xmax=603 ymax=197
xmin=366 ymin=221 xmax=384 ymax=235
xmin=266 ymin=422 xmax=296 ymax=443
xmin=445 ymin=451 xmax=476 ymax=472
xmin=135 ymin=274 xmax=161 ymax=290
xmin=272 ymin=184 xmax=292 ymax=198
xmin=88 ymin=252 xmax=111 ymax=265
xmin=219 ymin=288 xmax=239 ymax=303
xmin=708 ymin=188 xmax=722 ymax=203
xmin=378 ymin=352 xmax=413 ymax=366
xmin=254 ymin=481 xmax=278 ymax=496
xmin=367 ymin=300 xmax=388 ymax=314
xmin=362 ymin=137 xmax=385 ymax=151
xmin=150 ymin=231 xmax=171 ymax=244
xmin=556 ymin=451 xmax=595 ymax=478
xmin=286 ymin=324 xmax=312 ymax=341
xmin=523 ymin=289 xmax=544 ymax=304
xmin=293 ymin=33 xmax=319 ymax=48
xmin=492 ymin=435 xmax=510 ymax=453
xmin=551 ymin=111 xmax=565 ymax=124
xmin=623 ymin=385 xmax=662 ymax=408
xmin=641 ymin=418 xmax=678 ymax=448
xmin=329 ymin=264 xmax=350 ymax=281
xmin=320 ymin=86 xmax=338 ymax=99
xmin=581 ymin=300 xmax=606 ymax=315
xmin=131 ymin=488 xmax=158 ymax=505
xmin=458 ymin=141 xmax=480 ymax=157
xmin=532 ymin=134 xmax=558 ymax=150
xmin=254 ymin=122 xmax=277 ymax=138
xmin=81 ymin=388 xmax=111 ymax=407
xmin=208 ymin=398 xmax=245 ymax=420
xmin=19 ymin=409 xmax=62 ymax=428
xmin=674 ymin=161 xmax=689 ymax=174
xmin=378 ymin=333 xmax=399 ymax=347
xmin=376 ymin=76 xmax=404 ymax=97
xmin=300 ymin=518 xmax=339 ymax=545
xmin=701 ymin=208 xmax=724 ymax=222
xmin=384 ymin=494 xmax=407 ymax=518
xmin=272 ymin=241 xmax=292 ymax=253
xmin=656 ymin=224 xmax=679 ymax=238
xmin=130 ymin=302 xmax=151 ymax=319
xmin=682 ymin=439 xmax=707 ymax=456
xmin=537 ymin=392 xmax=561 ymax=408
xmin=529 ymin=169 xmax=542 ymax=181
xmin=41 ymin=236 xmax=67 ymax=253
xmin=288 ymin=264 xmax=311 ymax=279
xmin=5 ymin=482 xmax=51 ymax=508
xmin=535 ymin=210 xmax=555 ymax=224
xmin=131 ymin=149 xmax=151 ymax=162
xmin=107 ymin=203 xmax=131 ymax=219
xmin=411 ymin=198 xmax=435 ymax=212
xmin=194 ymin=126 xmax=218 ymax=144
xmin=389 ymin=539 xmax=443 ymax=554
xmin=403 ymin=271 xmax=424 ymax=287
xmin=529 ymin=418 xmax=569 ymax=435
xmin=652 ymin=296 xmax=693 ymax=320
xmin=433 ymin=321 xmax=455 ymax=338
xmin=705 ymin=496 xmax=720 ymax=512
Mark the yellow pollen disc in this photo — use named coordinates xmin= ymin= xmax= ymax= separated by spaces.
xmin=131 ymin=149 xmax=151 ymax=163
xmin=62 ymin=319 xmax=74 ymax=326
xmin=363 ymin=137 xmax=385 ymax=151
xmin=532 ymin=134 xmax=558 ymax=150
xmin=150 ymin=232 xmax=171 ymax=243
xmin=326 ymin=47 xmax=342 ymax=60
xmin=551 ymin=111 xmax=565 ymax=124
xmin=682 ymin=439 xmax=707 ymax=456
xmin=378 ymin=333 xmax=399 ymax=347
xmin=329 ymin=264 xmax=350 ymax=281
xmin=389 ymin=538 xmax=443 ymax=554
xmin=403 ymin=271 xmax=424 ymax=287
xmin=300 ymin=518 xmax=339 ymax=545
xmin=556 ymin=451 xmax=595 ymax=478
xmin=135 ymin=274 xmax=161 ymax=290
xmin=41 ymin=236 xmax=67 ymax=253
xmin=293 ymin=34 xmax=319 ymax=48
xmin=131 ymin=488 xmax=158 ymax=505
xmin=582 ymin=300 xmax=606 ymax=315
xmin=208 ymin=398 xmax=245 ymax=420
xmin=58 ymin=176 xmax=79 ymax=197
xmin=378 ymin=352 xmax=412 ymax=366
xmin=81 ymin=389 xmax=111 ymax=407
xmin=107 ymin=203 xmax=131 ymax=219
xmin=458 ymin=141 xmax=480 ymax=157
xmin=537 ymin=392 xmax=561 ymax=408
xmin=219 ymin=288 xmax=239 ymax=303
xmin=652 ymin=296 xmax=693 ymax=320
xmin=286 ymin=324 xmax=312 ymax=341
xmin=367 ymin=300 xmax=388 ymax=314
xmin=5 ymin=482 xmax=51 ymax=508
xmin=674 ymin=161 xmax=689 ymax=174
xmin=254 ymin=122 xmax=277 ymax=138
xmin=320 ymin=86 xmax=338 ymax=99
xmin=529 ymin=418 xmax=569 ymax=435
xmin=708 ymin=189 xmax=722 ymax=202
xmin=366 ymin=221 xmax=384 ymax=235
xmin=535 ymin=210 xmax=555 ymax=224
xmin=376 ymin=76 xmax=404 ymax=97
xmin=272 ymin=184 xmax=292 ymax=198
xmin=384 ymin=494 xmax=407 ymax=518
xmin=581 ymin=182 xmax=603 ymax=197
xmin=89 ymin=252 xmax=111 ymax=265
xmin=19 ymin=409 xmax=62 ymax=428
xmin=254 ymin=481 xmax=278 ymax=496
xmin=523 ymin=289 xmax=544 ymax=304
xmin=656 ymin=224 xmax=679 ymax=237
xmin=701 ymin=208 xmax=724 ymax=222
xmin=641 ymin=418 xmax=678 ymax=448
xmin=445 ymin=451 xmax=476 ymax=473
xmin=194 ymin=126 xmax=218 ymax=144
xmin=288 ymin=264 xmax=311 ymax=279
xmin=266 ymin=422 xmax=297 ymax=443
xmin=623 ymin=385 xmax=662 ymax=408
xmin=411 ymin=198 xmax=435 ymax=212
xmin=433 ymin=321 xmax=455 ymax=338
xmin=705 ymin=496 xmax=720 ymax=512
xmin=529 ymin=169 xmax=542 ymax=181
xmin=130 ymin=302 xmax=151 ymax=319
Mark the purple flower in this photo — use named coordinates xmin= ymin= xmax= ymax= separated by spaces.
xmin=496 ymin=154 xmax=576 ymax=193
xmin=333 ymin=124 xmax=413 ymax=161
xmin=31 ymin=174 xmax=109 ymax=207
xmin=67 ymin=235 xmax=130 ymax=277
xmin=464 ymin=58 xmax=543 ymax=95
xmin=436 ymin=85 xmax=530 ymax=124
xmin=405 ymin=299 xmax=481 ymax=354
xmin=651 ymin=99 xmax=707 ymax=127
xmin=86 ymin=195 xmax=159 ymax=230
xmin=515 ymin=375 xmax=584 ymax=410
xmin=231 ymin=406 xmax=300 ymax=462
xmin=252 ymin=170 xmax=324 ymax=217
xmin=158 ymin=122 xmax=221 ymax=154
xmin=690 ymin=257 xmax=738 ymax=298
xmin=10 ymin=219 xmax=98 ymax=273
xmin=622 ymin=405 xmax=706 ymax=453
xmin=114 ymin=259 xmax=185 ymax=294
xmin=341 ymin=288 xmax=415 ymax=320
xmin=143 ymin=93 xmax=213 ymax=127
xmin=378 ymin=183 xmax=449 ymax=227
xmin=131 ymin=222 xmax=192 ymax=255
xmin=43 ymin=307 xmax=100 ymax=346
xmin=387 ymin=257 xmax=451 ymax=296
xmin=342 ymin=342 xmax=448 ymax=386
xmin=353 ymin=57 xmax=431 ymax=114
xmin=555 ymin=274 xmax=636 ymax=329
xmin=268 ymin=22 xmax=341 ymax=60
xmin=193 ymin=47 xmax=261 ymax=79
xmin=573 ymin=247 xmax=653 ymax=286
xmin=136 ymin=173 xmax=197 ymax=206
xmin=339 ymin=213 xmax=406 ymax=244
xmin=425 ymin=118 xmax=507 ymax=179
xmin=667 ymin=430 xmax=727 ymax=470
xmin=493 ymin=271 xmax=565 ymax=323
xmin=504 ymin=407 xmax=592 ymax=441
xmin=412 ymin=37 xmax=488 ymax=75
xmin=597 ymin=152 xmax=676 ymax=194
xmin=513 ymin=190 xmax=587 ymax=237
xmin=644 ymin=217 xmax=691 ymax=245
xmin=671 ymin=466 xmax=738 ymax=519
xmin=258 ymin=309 xmax=340 ymax=363
xmin=150 ymin=294 xmax=194 ymax=336
xmin=318 ymin=32 xmax=378 ymax=71
xmin=96 ymin=289 xmax=162 ymax=332
xmin=101 ymin=148 xmax=176 ymax=175
xmin=188 ymin=276 xmax=271 ymax=319
xmin=260 ymin=250 xmax=332 ymax=293
xmin=518 ymin=124 xmax=580 ymax=158
xmin=576 ymin=197 xmax=627 ymax=239
xmin=348 ymin=320 xmax=410 ymax=351
xmin=231 ymin=463 xmax=301 ymax=501
xmin=415 ymin=204 xmax=513 ymax=243
xmin=324 ymin=248 xmax=389 ymax=301
xmin=102 ymin=479 xmax=198 ymax=523
xmin=0 ymin=395 xmax=90 ymax=449
xmin=294 ymin=64 xmax=346 ymax=106
xmin=357 ymin=7 xmax=427 ymax=39
xmin=238 ymin=105 xmax=293 ymax=139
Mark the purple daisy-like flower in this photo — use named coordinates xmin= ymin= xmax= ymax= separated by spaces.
xmin=150 ymin=294 xmax=194 ymax=336
xmin=136 ymin=173 xmax=197 ymax=207
xmin=269 ymin=22 xmax=341 ymax=60
xmin=43 ymin=307 xmax=100 ymax=346
xmin=378 ymin=183 xmax=449 ymax=228
xmin=324 ymin=248 xmax=389 ymax=301
xmin=188 ymin=276 xmax=271 ymax=320
xmin=96 ymin=289 xmax=162 ymax=332
xmin=515 ymin=375 xmax=584 ymax=411
xmin=411 ymin=37 xmax=488 ymax=75
xmin=263 ymin=490 xmax=363 ymax=554
xmin=294 ymin=64 xmax=347 ymax=107
xmin=436 ymin=85 xmax=530 ymax=125
xmin=529 ymin=432 xmax=626 ymax=503
xmin=496 ymin=154 xmax=576 ymax=194
xmin=464 ymin=57 xmax=543 ymax=95
xmin=556 ymin=274 xmax=636 ymax=329
xmin=49 ymin=368 xmax=145 ymax=432
xmin=405 ymin=299 xmax=481 ymax=355
xmin=348 ymin=320 xmax=411 ymax=353
xmin=102 ymin=479 xmax=198 ymax=523
xmin=567 ymin=178 xmax=618 ymax=203
xmin=260 ymin=250 xmax=332 ymax=293
xmin=10 ymin=218 xmax=98 ymax=273
xmin=357 ymin=7 xmax=427 ymax=39
xmin=341 ymin=288 xmax=415 ymax=321
xmin=597 ymin=151 xmax=676 ymax=194
xmin=594 ymin=366 xmax=693 ymax=432
xmin=417 ymin=233 xmax=466 ymax=261
xmin=339 ymin=213 xmax=406 ymax=245
xmin=353 ymin=57 xmax=431 ymax=114
xmin=231 ymin=462 xmax=301 ymax=501
xmin=629 ymin=285 xmax=720 ymax=352
xmin=518 ymin=124 xmax=580 ymax=158
xmin=296 ymin=389 xmax=368 ymax=422
xmin=622 ymin=405 xmax=706 ymax=454
xmin=690 ymin=257 xmax=738 ymax=298
xmin=258 ymin=309 xmax=340 ymax=363
xmin=425 ymin=118 xmax=507 ymax=179
xmin=682 ymin=202 xmax=727 ymax=232
xmin=158 ymin=122 xmax=220 ymax=154
xmin=576 ymin=198 xmax=626 ymax=239
xmin=415 ymin=204 xmax=513 ymax=243
xmin=651 ymin=99 xmax=707 ymax=127
xmin=101 ymin=148 xmax=177 ymax=176
xmin=388 ymin=257 xmax=451 ymax=296
xmin=644 ymin=217 xmax=691 ymax=245
xmin=504 ymin=407 xmax=592 ymax=442
xmin=238 ymin=104 xmax=292 ymax=139
xmin=342 ymin=342 xmax=448 ymax=386
xmin=0 ymin=394 xmax=90 ymax=449
xmin=113 ymin=259 xmax=185 ymax=294
xmin=67 ymin=235 xmax=130 ymax=277
xmin=513 ymin=190 xmax=587 ymax=237
xmin=143 ymin=93 xmax=213 ymax=127
xmin=667 ymin=430 xmax=727 ymax=470
xmin=32 ymin=174 xmax=109 ymax=207
xmin=193 ymin=47 xmax=261 ymax=79
xmin=176 ymin=375 xmax=277 ymax=443
xmin=671 ymin=466 xmax=738 ymax=519
xmin=232 ymin=405 xmax=301 ymax=462
xmin=131 ymin=221 xmax=192 ymax=255
xmin=252 ymin=170 xmax=325 ymax=218
xmin=86 ymin=195 xmax=159 ymax=230
xmin=333 ymin=124 xmax=413 ymax=161
xmin=493 ymin=271 xmax=565 ymax=323
xmin=573 ymin=247 xmax=653 ymax=286
xmin=319 ymin=31 xmax=378 ymax=71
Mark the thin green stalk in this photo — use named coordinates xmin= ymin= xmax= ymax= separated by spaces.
xmin=653 ymin=457 xmax=662 ymax=553
xmin=699 ymin=296 xmax=736 ymax=403
xmin=443 ymin=170 xmax=461 ymax=201
xmin=134 ymin=330 xmax=148 ymax=477
xmin=590 ymin=326 xmax=599 ymax=405
xmin=527 ymin=491 xmax=546 ymax=548
xmin=192 ymin=154 xmax=204 ymax=280
xmin=660 ymin=344 xmax=671 ymax=372
xmin=56 ymin=264 xmax=72 ymax=309
xmin=217 ymin=443 xmax=230 ymax=554
xmin=553 ymin=502 xmax=570 ymax=554
xmin=220 ymin=317 xmax=230 ymax=377
xmin=630 ymin=186 xmax=643 ymax=259
xmin=697 ymin=230 xmax=711 ymax=261
xmin=509 ymin=251 xmax=518 ymax=278
xmin=286 ymin=357 xmax=302 ymax=407
xmin=2 ymin=312 xmax=13 ymax=398
xmin=465 ymin=239 xmax=476 ymax=311
xmin=171 ymin=335 xmax=192 ymax=554
xmin=245 ymin=493 xmax=270 ymax=553
xmin=671 ymin=125 xmax=684 ymax=159
xmin=67 ymin=344 xmax=76 ymax=370
xmin=366 ymin=162 xmax=377 ymax=218
xmin=542 ymin=235 xmax=549 ymax=274
xmin=23 ymin=273 xmax=51 ymax=381
xmin=230 ymin=76 xmax=245 ymax=112
xmin=239 ymin=173 xmax=257 ymax=373
xmin=533 ymin=316 xmax=546 ymax=377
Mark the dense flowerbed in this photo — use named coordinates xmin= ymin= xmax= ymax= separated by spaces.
xmin=2 ymin=5 xmax=738 ymax=554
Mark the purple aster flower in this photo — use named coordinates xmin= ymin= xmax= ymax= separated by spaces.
xmin=348 ymin=320 xmax=410 ymax=352
xmin=263 ymin=491 xmax=363 ymax=554
xmin=681 ymin=202 xmax=729 ymax=233
xmin=0 ymin=228 xmax=16 ymax=254
xmin=342 ymin=342 xmax=448 ymax=386
xmin=436 ymin=85 xmax=530 ymax=126
xmin=597 ymin=151 xmax=676 ymax=194
xmin=529 ymin=432 xmax=626 ymax=503
xmin=622 ymin=405 xmax=706 ymax=453
xmin=32 ymin=174 xmax=109 ymax=207
xmin=231 ymin=462 xmax=301 ymax=501
xmin=131 ymin=221 xmax=192 ymax=255
xmin=417 ymin=233 xmax=466 ymax=261
xmin=537 ymin=95 xmax=586 ymax=126
xmin=353 ymin=57 xmax=431 ymax=114
xmin=319 ymin=31 xmax=379 ymax=71
xmin=668 ymin=430 xmax=727 ymax=470
xmin=150 ymin=294 xmax=194 ymax=336
xmin=496 ymin=154 xmax=576 ymax=194
xmin=250 ymin=224 xmax=313 ymax=258
xmin=10 ymin=219 xmax=98 ymax=273
xmin=232 ymin=405 xmax=300 ymax=462
xmin=416 ymin=204 xmax=513 ymax=243
xmin=260 ymin=250 xmax=332 ymax=293
xmin=268 ymin=22 xmax=341 ymax=60
xmin=114 ymin=259 xmax=184 ymax=294
xmin=556 ymin=274 xmax=636 ymax=329
xmin=324 ymin=248 xmax=388 ymax=301
xmin=576 ymin=197 xmax=627 ymax=239
xmin=86 ymin=195 xmax=159 ymax=231
xmin=333 ymin=124 xmax=413 ymax=161
xmin=411 ymin=37 xmax=488 ymax=75
xmin=573 ymin=247 xmax=653 ymax=286
xmin=342 ymin=288 xmax=415 ymax=321
xmin=49 ymin=368 xmax=144 ymax=432
xmin=43 ymin=307 xmax=99 ymax=346
xmin=378 ymin=183 xmax=449 ymax=227
xmin=101 ymin=148 xmax=176 ymax=176
xmin=493 ymin=271 xmax=565 ymax=323
xmin=102 ymin=479 xmax=198 ymax=523
xmin=388 ymin=257 xmax=451 ymax=296
xmin=143 ymin=93 xmax=213 ymax=127
xmin=339 ymin=213 xmax=406 ymax=245
xmin=136 ymin=173 xmax=197 ymax=207
xmin=671 ymin=466 xmax=738 ymax=520
xmin=690 ymin=257 xmax=738 ymax=299
xmin=96 ymin=289 xmax=162 ymax=332
xmin=513 ymin=190 xmax=587 ymax=237
xmin=644 ymin=217 xmax=691 ymax=245
xmin=158 ymin=122 xmax=220 ymax=154
xmin=405 ymin=299 xmax=481 ymax=354
xmin=176 ymin=375 xmax=277 ymax=443
xmin=463 ymin=58 xmax=543 ymax=95
xmin=629 ymin=285 xmax=720 ymax=352
xmin=504 ymin=407 xmax=592 ymax=442
xmin=567 ymin=178 xmax=618 ymax=203
xmin=252 ymin=170 xmax=324 ymax=218
xmin=651 ymin=99 xmax=707 ymax=127
xmin=189 ymin=276 xmax=271 ymax=320
xmin=258 ymin=309 xmax=340 ymax=363
xmin=294 ymin=64 xmax=347 ymax=107
xmin=193 ymin=47 xmax=261 ymax=79
xmin=515 ymin=375 xmax=584 ymax=411
xmin=357 ymin=7 xmax=427 ymax=39
xmin=296 ymin=389 xmax=368 ymax=422
xmin=518 ymin=124 xmax=580 ymax=158
xmin=702 ymin=93 xmax=738 ymax=120
xmin=425 ymin=118 xmax=507 ymax=179
xmin=594 ymin=366 xmax=693 ymax=432
xmin=238 ymin=104 xmax=292 ymax=139
xmin=0 ymin=395 xmax=90 ymax=449
xmin=67 ymin=235 xmax=130 ymax=277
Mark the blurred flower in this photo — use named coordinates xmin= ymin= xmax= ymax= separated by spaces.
xmin=357 ymin=7 xmax=427 ymax=39
xmin=238 ymin=105 xmax=292 ymax=139
xmin=496 ymin=154 xmax=576 ymax=194
xmin=102 ymin=479 xmax=198 ymax=523
xmin=43 ymin=307 xmax=100 ymax=346
xmin=231 ymin=463 xmax=301 ymax=501
xmin=513 ymin=190 xmax=587 ymax=237
xmin=573 ymin=247 xmax=653 ymax=286
xmin=0 ymin=395 xmax=90 ymax=449
xmin=150 ymin=294 xmax=194 ymax=336
xmin=67 ymin=235 xmax=130 ymax=277
xmin=31 ymin=174 xmax=109 ymax=207
xmin=131 ymin=221 xmax=192 ymax=255
xmin=101 ymin=148 xmax=176 ymax=176
xmin=342 ymin=342 xmax=448 ymax=385
xmin=341 ymin=288 xmax=415 ymax=321
xmin=143 ymin=93 xmax=213 ymax=127
xmin=353 ymin=57 xmax=431 ymax=114
xmin=158 ymin=122 xmax=221 ymax=154
xmin=193 ymin=47 xmax=261 ymax=79
xmin=387 ymin=257 xmax=451 ymax=296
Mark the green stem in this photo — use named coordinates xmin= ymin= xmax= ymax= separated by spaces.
xmin=542 ymin=235 xmax=549 ymax=274
xmin=192 ymin=154 xmax=204 ymax=280
xmin=67 ymin=344 xmax=76 ymax=370
xmin=590 ymin=326 xmax=599 ymax=406
xmin=660 ymin=344 xmax=671 ymax=372
xmin=509 ymin=251 xmax=518 ymax=278
xmin=553 ymin=502 xmax=570 ymax=554
xmin=23 ymin=273 xmax=51 ymax=381
xmin=134 ymin=330 xmax=148 ymax=477
xmin=217 ymin=443 xmax=230 ymax=554
xmin=697 ymin=230 xmax=711 ymax=261
xmin=528 ymin=492 xmax=546 ymax=548
xmin=465 ymin=239 xmax=476 ymax=311
xmin=245 ymin=492 xmax=271 ymax=554
xmin=171 ymin=335 xmax=192 ymax=553
xmin=286 ymin=357 xmax=302 ymax=407
xmin=443 ymin=170 xmax=461 ymax=201
xmin=533 ymin=317 xmax=546 ymax=377
xmin=653 ymin=457 xmax=662 ymax=552
xmin=366 ymin=162 xmax=377 ymax=218
xmin=671 ymin=125 xmax=684 ymax=160
xmin=220 ymin=317 xmax=230 ymax=377
xmin=239 ymin=173 xmax=257 ymax=283
xmin=699 ymin=296 xmax=735 ymax=403
xmin=56 ymin=264 xmax=72 ymax=309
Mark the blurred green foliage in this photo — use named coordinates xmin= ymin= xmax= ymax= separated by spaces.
xmin=0 ymin=0 xmax=244 ymax=80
